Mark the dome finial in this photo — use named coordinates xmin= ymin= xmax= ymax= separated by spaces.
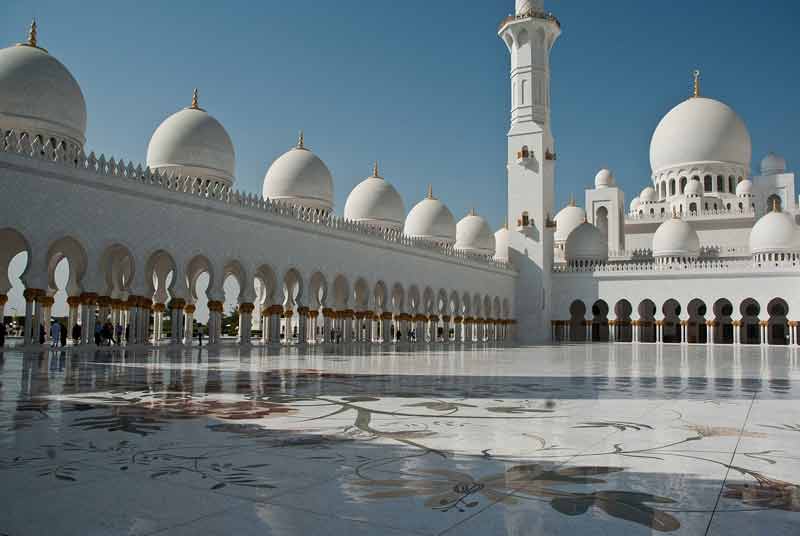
xmin=297 ymin=130 xmax=305 ymax=149
xmin=469 ymin=207 xmax=476 ymax=216
xmin=373 ymin=160 xmax=380 ymax=178
xmin=692 ymin=69 xmax=701 ymax=98
xmin=426 ymin=184 xmax=434 ymax=199
xmin=17 ymin=19 xmax=47 ymax=52
xmin=190 ymin=88 xmax=200 ymax=109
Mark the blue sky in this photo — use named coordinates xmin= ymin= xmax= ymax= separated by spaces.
xmin=4 ymin=0 xmax=799 ymax=231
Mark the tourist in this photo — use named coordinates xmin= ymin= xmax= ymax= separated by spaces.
xmin=72 ymin=323 xmax=81 ymax=345
xmin=115 ymin=323 xmax=123 ymax=345
xmin=60 ymin=323 xmax=67 ymax=347
xmin=102 ymin=321 xmax=112 ymax=345
xmin=198 ymin=327 xmax=203 ymax=347
xmin=94 ymin=322 xmax=101 ymax=345
xmin=125 ymin=324 xmax=130 ymax=343
xmin=39 ymin=324 xmax=45 ymax=344
xmin=50 ymin=321 xmax=61 ymax=347
xmin=0 ymin=322 xmax=5 ymax=347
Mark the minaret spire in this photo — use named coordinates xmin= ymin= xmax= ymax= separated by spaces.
xmin=297 ymin=130 xmax=305 ymax=149
xmin=190 ymin=88 xmax=200 ymax=109
xmin=373 ymin=161 xmax=380 ymax=178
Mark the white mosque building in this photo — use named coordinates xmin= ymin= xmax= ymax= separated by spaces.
xmin=0 ymin=0 xmax=798 ymax=349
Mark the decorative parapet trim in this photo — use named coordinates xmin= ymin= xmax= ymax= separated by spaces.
xmin=0 ymin=129 xmax=514 ymax=274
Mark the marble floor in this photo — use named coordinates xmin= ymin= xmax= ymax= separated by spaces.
xmin=0 ymin=343 xmax=798 ymax=535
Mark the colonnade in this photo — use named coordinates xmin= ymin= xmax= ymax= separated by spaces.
xmin=2 ymin=289 xmax=515 ymax=348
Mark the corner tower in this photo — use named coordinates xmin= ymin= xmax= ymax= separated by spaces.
xmin=499 ymin=0 xmax=561 ymax=343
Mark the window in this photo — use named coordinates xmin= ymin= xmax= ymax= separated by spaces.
xmin=729 ymin=176 xmax=735 ymax=192
xmin=669 ymin=179 xmax=676 ymax=196
xmin=702 ymin=175 xmax=711 ymax=192
xmin=679 ymin=177 xmax=687 ymax=193
xmin=717 ymin=175 xmax=724 ymax=192
xmin=689 ymin=202 xmax=697 ymax=213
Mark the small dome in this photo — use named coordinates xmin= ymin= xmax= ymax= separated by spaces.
xmin=652 ymin=216 xmax=700 ymax=258
xmin=263 ymin=133 xmax=334 ymax=211
xmin=493 ymin=225 xmax=511 ymax=263
xmin=146 ymin=91 xmax=235 ymax=185
xmin=553 ymin=202 xmax=586 ymax=242
xmin=684 ymin=178 xmax=702 ymax=196
xmin=639 ymin=186 xmax=657 ymax=203
xmin=564 ymin=222 xmax=607 ymax=264
xmin=343 ymin=163 xmax=404 ymax=230
xmin=650 ymin=96 xmax=751 ymax=174
xmin=455 ymin=210 xmax=495 ymax=255
xmin=736 ymin=179 xmax=753 ymax=196
xmin=761 ymin=153 xmax=787 ymax=175
xmin=629 ymin=196 xmax=641 ymax=212
xmin=749 ymin=207 xmax=798 ymax=255
xmin=594 ymin=168 xmax=614 ymax=188
xmin=0 ymin=24 xmax=87 ymax=147
xmin=403 ymin=186 xmax=456 ymax=244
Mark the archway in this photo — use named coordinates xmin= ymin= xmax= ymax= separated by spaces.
xmin=354 ymin=277 xmax=370 ymax=341
xmin=662 ymin=299 xmax=681 ymax=343
xmin=255 ymin=264 xmax=278 ymax=341
xmin=687 ymin=299 xmax=707 ymax=344
xmin=739 ymin=298 xmax=761 ymax=345
xmin=595 ymin=207 xmax=609 ymax=237
xmin=569 ymin=300 xmax=586 ymax=342
xmin=282 ymin=268 xmax=304 ymax=343
xmin=766 ymin=194 xmax=782 ymax=212
xmin=767 ymin=298 xmax=789 ymax=345
xmin=614 ymin=300 xmax=632 ymax=342
xmin=712 ymin=298 xmax=733 ymax=344
xmin=638 ymin=300 xmax=656 ymax=343
xmin=591 ymin=300 xmax=609 ymax=342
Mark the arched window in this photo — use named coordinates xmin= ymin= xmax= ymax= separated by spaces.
xmin=738 ymin=202 xmax=743 ymax=211
xmin=704 ymin=202 xmax=709 ymax=210
xmin=679 ymin=177 xmax=687 ymax=193
xmin=702 ymin=175 xmax=711 ymax=192
xmin=595 ymin=206 xmax=609 ymax=236
xmin=669 ymin=179 xmax=676 ymax=196
xmin=717 ymin=175 xmax=724 ymax=192
xmin=650 ymin=208 xmax=654 ymax=215
xmin=660 ymin=182 xmax=667 ymax=199
xmin=767 ymin=194 xmax=782 ymax=212
xmin=726 ymin=203 xmax=731 ymax=210
xmin=660 ymin=207 xmax=665 ymax=215
xmin=729 ymin=176 xmax=735 ymax=192
xmin=689 ymin=202 xmax=697 ymax=213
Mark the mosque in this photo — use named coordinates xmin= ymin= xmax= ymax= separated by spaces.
xmin=0 ymin=0 xmax=797 ymax=348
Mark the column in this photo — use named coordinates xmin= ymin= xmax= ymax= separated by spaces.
xmin=656 ymin=320 xmax=664 ymax=344
xmin=584 ymin=320 xmax=591 ymax=342
xmin=140 ymin=298 xmax=153 ymax=344
xmin=296 ymin=306 xmax=308 ymax=345
xmin=380 ymin=312 xmax=393 ymax=344
xmin=680 ymin=320 xmax=688 ymax=344
xmin=428 ymin=315 xmax=440 ymax=343
xmin=39 ymin=295 xmax=54 ymax=344
xmin=283 ymin=309 xmax=294 ymax=344
xmin=631 ymin=320 xmax=638 ymax=343
xmin=81 ymin=293 xmax=98 ymax=345
xmin=169 ymin=299 xmax=185 ymax=344
xmin=353 ymin=311 xmax=366 ymax=342
xmin=237 ymin=303 xmax=253 ymax=345
xmin=319 ymin=308 xmax=332 ymax=343
xmin=733 ymin=320 xmax=741 ymax=345
xmin=707 ymin=321 xmax=715 ymax=346
xmin=790 ymin=321 xmax=797 ymax=346
xmin=153 ymin=303 xmax=165 ymax=342
xmin=119 ymin=301 xmax=129 ymax=344
xmin=761 ymin=320 xmax=768 ymax=346
xmin=363 ymin=311 xmax=374 ymax=343
xmin=66 ymin=296 xmax=80 ymax=342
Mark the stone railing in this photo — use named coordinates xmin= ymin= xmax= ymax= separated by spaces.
xmin=553 ymin=256 xmax=799 ymax=274
xmin=0 ymin=129 xmax=514 ymax=273
xmin=627 ymin=206 xmax=756 ymax=222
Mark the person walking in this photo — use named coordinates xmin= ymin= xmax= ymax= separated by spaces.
xmin=94 ymin=322 xmax=102 ymax=346
xmin=60 ymin=323 xmax=67 ymax=347
xmin=115 ymin=323 xmax=123 ymax=346
xmin=0 ymin=322 xmax=6 ymax=347
xmin=198 ymin=327 xmax=203 ymax=347
xmin=72 ymin=323 xmax=81 ymax=345
xmin=50 ymin=321 xmax=61 ymax=347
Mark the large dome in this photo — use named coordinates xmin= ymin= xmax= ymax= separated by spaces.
xmin=0 ymin=24 xmax=87 ymax=148
xmin=455 ymin=210 xmax=495 ymax=255
xmin=652 ymin=216 xmax=700 ymax=258
xmin=263 ymin=133 xmax=334 ymax=211
xmin=564 ymin=222 xmax=607 ymax=264
xmin=146 ymin=91 xmax=235 ymax=185
xmin=343 ymin=163 xmax=404 ymax=230
xmin=553 ymin=202 xmax=586 ymax=242
xmin=403 ymin=187 xmax=456 ymax=244
xmin=650 ymin=96 xmax=751 ymax=175
xmin=749 ymin=207 xmax=798 ymax=255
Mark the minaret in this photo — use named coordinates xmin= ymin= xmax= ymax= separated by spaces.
xmin=499 ymin=0 xmax=561 ymax=343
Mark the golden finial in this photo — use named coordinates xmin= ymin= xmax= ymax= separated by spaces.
xmin=297 ymin=130 xmax=305 ymax=149
xmin=426 ymin=184 xmax=434 ymax=199
xmin=190 ymin=88 xmax=200 ymax=109
xmin=373 ymin=160 xmax=380 ymax=177
xmin=692 ymin=69 xmax=701 ymax=98
xmin=18 ymin=19 xmax=47 ymax=52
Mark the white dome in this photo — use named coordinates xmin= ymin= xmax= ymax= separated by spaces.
xmin=553 ymin=203 xmax=586 ymax=242
xmin=639 ymin=186 xmax=657 ymax=203
xmin=652 ymin=216 xmax=700 ymax=258
xmin=629 ymin=196 xmax=641 ymax=212
xmin=263 ymin=135 xmax=334 ymax=211
xmin=455 ymin=211 xmax=495 ymax=255
xmin=736 ymin=179 xmax=753 ymax=196
xmin=650 ymin=97 xmax=751 ymax=175
xmin=564 ymin=222 xmax=607 ymax=263
xmin=761 ymin=153 xmax=787 ymax=175
xmin=749 ymin=208 xmax=798 ymax=255
xmin=493 ymin=226 xmax=511 ymax=263
xmin=594 ymin=168 xmax=614 ymax=188
xmin=146 ymin=93 xmax=235 ymax=185
xmin=403 ymin=187 xmax=456 ymax=244
xmin=343 ymin=164 xmax=404 ymax=230
xmin=684 ymin=178 xmax=702 ymax=196
xmin=0 ymin=30 xmax=86 ymax=148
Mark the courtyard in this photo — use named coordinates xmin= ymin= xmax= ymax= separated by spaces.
xmin=0 ymin=342 xmax=798 ymax=535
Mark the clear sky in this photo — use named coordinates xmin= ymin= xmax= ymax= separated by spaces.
xmin=2 ymin=0 xmax=799 ymax=319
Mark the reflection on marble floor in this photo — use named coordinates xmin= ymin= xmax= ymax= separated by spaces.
xmin=0 ymin=343 xmax=798 ymax=535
